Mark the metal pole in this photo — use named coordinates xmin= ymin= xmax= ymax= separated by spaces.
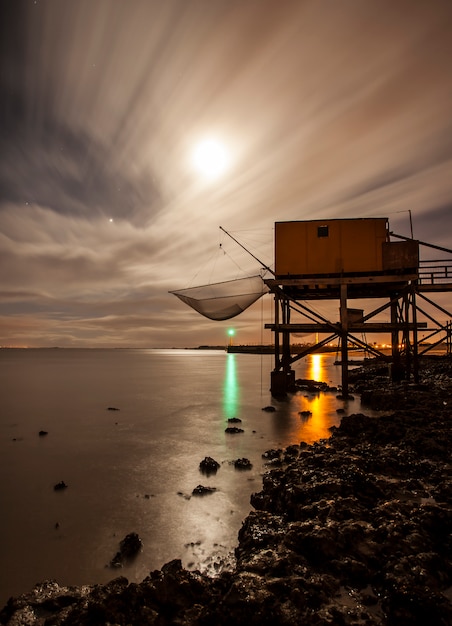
xmin=390 ymin=232 xmax=452 ymax=255
xmin=391 ymin=295 xmax=400 ymax=381
xmin=340 ymin=283 xmax=349 ymax=398
xmin=411 ymin=287 xmax=419 ymax=383
xmin=274 ymin=292 xmax=280 ymax=371
xmin=219 ymin=226 xmax=275 ymax=275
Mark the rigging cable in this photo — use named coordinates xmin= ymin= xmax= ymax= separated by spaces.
xmin=222 ymin=246 xmax=249 ymax=277
xmin=186 ymin=245 xmax=220 ymax=288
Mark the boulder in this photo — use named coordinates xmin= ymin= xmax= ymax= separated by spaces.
xmin=199 ymin=456 xmax=220 ymax=475
xmin=53 ymin=481 xmax=68 ymax=491
xmin=109 ymin=532 xmax=142 ymax=568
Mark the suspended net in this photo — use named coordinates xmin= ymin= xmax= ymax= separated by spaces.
xmin=170 ymin=275 xmax=268 ymax=321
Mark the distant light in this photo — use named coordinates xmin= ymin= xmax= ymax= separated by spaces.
xmin=228 ymin=329 xmax=235 ymax=336
xmin=109 ymin=218 xmax=114 ymax=223
xmin=192 ymin=138 xmax=230 ymax=181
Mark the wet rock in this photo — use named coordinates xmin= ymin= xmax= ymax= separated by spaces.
xmin=298 ymin=410 xmax=312 ymax=418
xmin=53 ymin=481 xmax=68 ymax=491
xmin=262 ymin=448 xmax=282 ymax=460
xmin=199 ymin=456 xmax=220 ymax=475
xmin=233 ymin=458 xmax=253 ymax=470
xmin=295 ymin=378 xmax=329 ymax=393
xmin=109 ymin=533 xmax=142 ymax=568
xmin=227 ymin=417 xmax=242 ymax=423
xmin=191 ymin=485 xmax=217 ymax=496
xmin=225 ymin=426 xmax=244 ymax=434
xmin=285 ymin=445 xmax=299 ymax=458
xmin=261 ymin=405 xmax=276 ymax=412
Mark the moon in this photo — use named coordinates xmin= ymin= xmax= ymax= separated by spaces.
xmin=191 ymin=137 xmax=230 ymax=181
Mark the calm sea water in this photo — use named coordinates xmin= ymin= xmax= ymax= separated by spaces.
xmin=0 ymin=348 xmax=362 ymax=605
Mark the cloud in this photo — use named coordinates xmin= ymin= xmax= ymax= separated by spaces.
xmin=1 ymin=0 xmax=452 ymax=347
xmin=0 ymin=116 xmax=162 ymax=227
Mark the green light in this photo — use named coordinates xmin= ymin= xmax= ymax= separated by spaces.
xmin=228 ymin=329 xmax=235 ymax=336
xmin=223 ymin=353 xmax=239 ymax=419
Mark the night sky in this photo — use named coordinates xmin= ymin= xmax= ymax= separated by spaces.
xmin=1 ymin=0 xmax=452 ymax=348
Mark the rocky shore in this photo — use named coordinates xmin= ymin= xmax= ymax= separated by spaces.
xmin=1 ymin=357 xmax=451 ymax=625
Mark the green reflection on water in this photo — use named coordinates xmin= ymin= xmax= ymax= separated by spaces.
xmin=223 ymin=353 xmax=239 ymax=419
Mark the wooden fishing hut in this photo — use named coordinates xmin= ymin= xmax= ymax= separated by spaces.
xmin=264 ymin=217 xmax=452 ymax=396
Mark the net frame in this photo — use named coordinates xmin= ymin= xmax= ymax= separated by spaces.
xmin=170 ymin=275 xmax=268 ymax=321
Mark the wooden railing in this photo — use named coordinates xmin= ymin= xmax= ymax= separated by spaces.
xmin=418 ymin=259 xmax=452 ymax=285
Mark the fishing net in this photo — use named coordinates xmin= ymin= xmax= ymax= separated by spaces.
xmin=170 ymin=275 xmax=268 ymax=321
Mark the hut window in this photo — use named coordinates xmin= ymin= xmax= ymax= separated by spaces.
xmin=317 ymin=225 xmax=329 ymax=238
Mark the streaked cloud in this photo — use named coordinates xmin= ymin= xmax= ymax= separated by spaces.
xmin=1 ymin=0 xmax=451 ymax=347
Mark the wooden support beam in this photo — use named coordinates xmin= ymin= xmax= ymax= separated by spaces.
xmin=265 ymin=322 xmax=427 ymax=332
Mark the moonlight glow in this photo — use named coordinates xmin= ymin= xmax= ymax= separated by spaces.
xmin=192 ymin=138 xmax=230 ymax=180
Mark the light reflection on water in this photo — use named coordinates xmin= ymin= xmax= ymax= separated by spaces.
xmin=223 ymin=354 xmax=239 ymax=420
xmin=0 ymin=348 xmax=373 ymax=605
xmin=271 ymin=352 xmax=358 ymax=444
xmin=310 ymin=353 xmax=324 ymax=382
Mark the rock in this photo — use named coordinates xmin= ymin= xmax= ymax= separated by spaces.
xmin=298 ymin=410 xmax=312 ymax=418
xmin=53 ymin=481 xmax=68 ymax=491
xmin=262 ymin=448 xmax=282 ymax=460
xmin=109 ymin=533 xmax=142 ymax=568
xmin=261 ymin=405 xmax=276 ymax=412
xmin=107 ymin=406 xmax=120 ymax=411
xmin=225 ymin=427 xmax=244 ymax=434
xmin=191 ymin=485 xmax=217 ymax=496
xmin=199 ymin=456 xmax=220 ymax=475
xmin=227 ymin=417 xmax=242 ymax=423
xmin=233 ymin=458 xmax=253 ymax=470
xmin=38 ymin=430 xmax=48 ymax=436
xmin=295 ymin=378 xmax=329 ymax=393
